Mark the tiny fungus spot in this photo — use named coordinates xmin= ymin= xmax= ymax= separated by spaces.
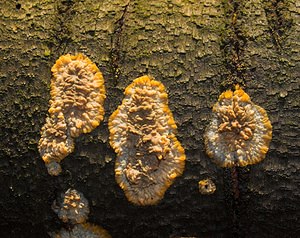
xmin=198 ymin=179 xmax=216 ymax=195
xmin=44 ymin=48 xmax=51 ymax=57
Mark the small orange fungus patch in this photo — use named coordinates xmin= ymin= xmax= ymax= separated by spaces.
xmin=108 ymin=75 xmax=186 ymax=206
xmin=198 ymin=179 xmax=216 ymax=195
xmin=204 ymin=85 xmax=272 ymax=167
xmin=38 ymin=54 xmax=106 ymax=176
xmin=52 ymin=188 xmax=90 ymax=224
xmin=51 ymin=189 xmax=111 ymax=238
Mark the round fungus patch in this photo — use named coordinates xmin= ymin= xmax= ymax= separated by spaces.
xmin=198 ymin=179 xmax=216 ymax=195
xmin=38 ymin=53 xmax=106 ymax=175
xmin=52 ymin=189 xmax=90 ymax=224
xmin=108 ymin=75 xmax=186 ymax=206
xmin=204 ymin=85 xmax=272 ymax=168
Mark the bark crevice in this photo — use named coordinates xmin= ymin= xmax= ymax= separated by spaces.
xmin=221 ymin=0 xmax=248 ymax=89
xmin=109 ymin=0 xmax=131 ymax=83
xmin=262 ymin=0 xmax=293 ymax=49
xmin=51 ymin=0 xmax=78 ymax=54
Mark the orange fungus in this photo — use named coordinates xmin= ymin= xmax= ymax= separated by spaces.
xmin=108 ymin=75 xmax=186 ymax=206
xmin=38 ymin=54 xmax=106 ymax=175
xmin=204 ymin=85 xmax=272 ymax=167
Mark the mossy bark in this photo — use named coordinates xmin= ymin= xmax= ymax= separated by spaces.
xmin=0 ymin=0 xmax=299 ymax=237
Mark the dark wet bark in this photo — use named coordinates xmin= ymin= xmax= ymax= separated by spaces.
xmin=0 ymin=0 xmax=299 ymax=237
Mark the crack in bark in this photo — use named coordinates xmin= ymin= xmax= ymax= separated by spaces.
xmin=221 ymin=1 xmax=249 ymax=236
xmin=51 ymin=0 xmax=77 ymax=55
xmin=230 ymin=166 xmax=240 ymax=237
xmin=109 ymin=1 xmax=130 ymax=83
xmin=262 ymin=0 xmax=292 ymax=50
xmin=221 ymin=0 xmax=248 ymax=89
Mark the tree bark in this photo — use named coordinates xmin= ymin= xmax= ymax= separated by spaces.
xmin=0 ymin=0 xmax=299 ymax=237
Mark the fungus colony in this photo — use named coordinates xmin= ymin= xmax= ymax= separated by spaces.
xmin=204 ymin=85 xmax=272 ymax=167
xmin=38 ymin=54 xmax=106 ymax=176
xmin=50 ymin=189 xmax=111 ymax=238
xmin=198 ymin=179 xmax=216 ymax=195
xmin=109 ymin=75 xmax=186 ymax=206
xmin=52 ymin=188 xmax=90 ymax=224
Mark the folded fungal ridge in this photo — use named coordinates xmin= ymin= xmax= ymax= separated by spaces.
xmin=109 ymin=75 xmax=186 ymax=206
xmin=38 ymin=54 xmax=106 ymax=176
xmin=204 ymin=85 xmax=272 ymax=167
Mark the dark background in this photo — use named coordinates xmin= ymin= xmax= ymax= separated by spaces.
xmin=0 ymin=0 xmax=299 ymax=237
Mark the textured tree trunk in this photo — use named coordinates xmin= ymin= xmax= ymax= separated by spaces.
xmin=0 ymin=0 xmax=299 ymax=237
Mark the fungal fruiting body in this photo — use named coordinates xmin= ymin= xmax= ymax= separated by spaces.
xmin=108 ymin=75 xmax=186 ymax=206
xmin=38 ymin=54 xmax=106 ymax=175
xmin=51 ymin=189 xmax=111 ymax=238
xmin=204 ymin=85 xmax=272 ymax=167
xmin=52 ymin=188 xmax=90 ymax=224
xmin=198 ymin=179 xmax=216 ymax=195
xmin=50 ymin=223 xmax=111 ymax=238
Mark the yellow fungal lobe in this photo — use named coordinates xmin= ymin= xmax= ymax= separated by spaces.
xmin=108 ymin=75 xmax=186 ymax=206
xmin=234 ymin=85 xmax=250 ymax=102
xmin=204 ymin=85 xmax=272 ymax=167
xmin=219 ymin=90 xmax=233 ymax=100
xmin=38 ymin=54 xmax=106 ymax=176
xmin=169 ymin=172 xmax=178 ymax=179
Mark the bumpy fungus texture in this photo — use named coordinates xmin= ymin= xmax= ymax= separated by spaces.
xmin=108 ymin=75 xmax=186 ymax=206
xmin=38 ymin=54 xmax=106 ymax=175
xmin=204 ymin=85 xmax=272 ymax=167
xmin=50 ymin=223 xmax=111 ymax=238
xmin=198 ymin=179 xmax=216 ymax=195
xmin=52 ymin=189 xmax=90 ymax=224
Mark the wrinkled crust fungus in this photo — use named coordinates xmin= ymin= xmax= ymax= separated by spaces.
xmin=198 ymin=179 xmax=216 ymax=195
xmin=204 ymin=85 xmax=272 ymax=168
xmin=50 ymin=223 xmax=111 ymax=238
xmin=108 ymin=75 xmax=186 ymax=206
xmin=38 ymin=54 xmax=106 ymax=176
xmin=52 ymin=188 xmax=90 ymax=224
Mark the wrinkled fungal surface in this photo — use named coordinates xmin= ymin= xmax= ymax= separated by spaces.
xmin=38 ymin=54 xmax=106 ymax=175
xmin=49 ymin=223 xmax=111 ymax=238
xmin=52 ymin=189 xmax=90 ymax=224
xmin=108 ymin=75 xmax=186 ymax=206
xmin=198 ymin=179 xmax=216 ymax=195
xmin=204 ymin=85 xmax=272 ymax=167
